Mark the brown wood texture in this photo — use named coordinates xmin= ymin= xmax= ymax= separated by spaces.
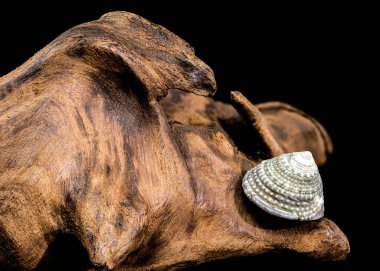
xmin=0 ymin=11 xmax=349 ymax=270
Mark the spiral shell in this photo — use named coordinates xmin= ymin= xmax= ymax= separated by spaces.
xmin=242 ymin=151 xmax=324 ymax=221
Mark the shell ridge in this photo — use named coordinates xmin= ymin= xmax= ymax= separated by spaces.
xmin=242 ymin=151 xmax=324 ymax=221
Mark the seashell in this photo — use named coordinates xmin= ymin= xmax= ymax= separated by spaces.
xmin=242 ymin=151 xmax=324 ymax=221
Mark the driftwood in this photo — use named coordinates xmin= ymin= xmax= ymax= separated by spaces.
xmin=0 ymin=11 xmax=349 ymax=270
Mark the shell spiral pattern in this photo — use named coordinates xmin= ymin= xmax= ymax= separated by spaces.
xmin=242 ymin=151 xmax=324 ymax=221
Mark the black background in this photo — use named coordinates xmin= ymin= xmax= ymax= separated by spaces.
xmin=0 ymin=1 xmax=366 ymax=270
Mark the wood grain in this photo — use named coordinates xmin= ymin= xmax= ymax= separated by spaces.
xmin=0 ymin=11 xmax=348 ymax=270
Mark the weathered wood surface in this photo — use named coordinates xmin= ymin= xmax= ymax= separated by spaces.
xmin=0 ymin=11 xmax=349 ymax=270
